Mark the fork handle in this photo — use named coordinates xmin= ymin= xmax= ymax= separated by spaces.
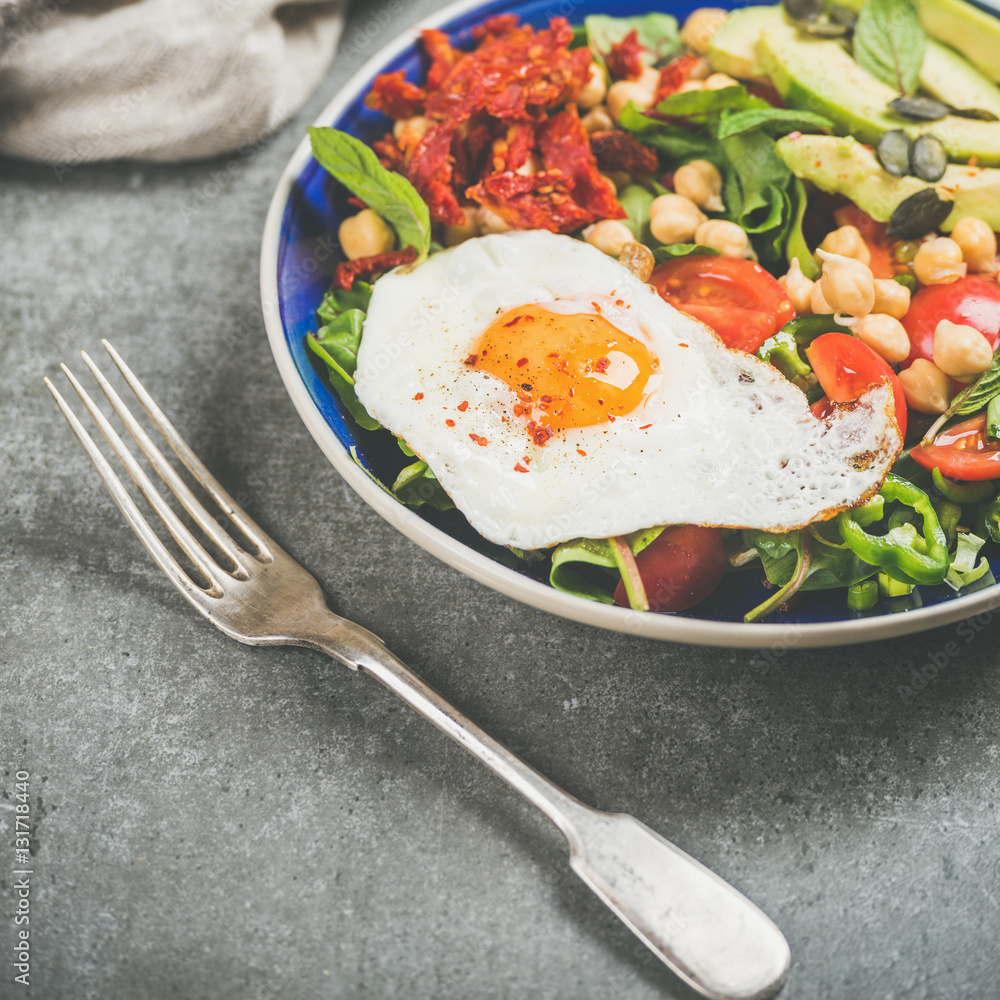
xmin=313 ymin=619 xmax=789 ymax=1000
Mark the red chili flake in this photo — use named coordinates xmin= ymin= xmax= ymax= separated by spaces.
xmin=457 ymin=400 xmax=469 ymax=411
xmin=639 ymin=423 xmax=652 ymax=430
xmin=540 ymin=394 xmax=553 ymax=403
xmin=516 ymin=357 xmax=529 ymax=367
xmin=598 ymin=398 xmax=605 ymax=405
xmin=604 ymin=29 xmax=645 ymax=82
xmin=469 ymin=433 xmax=488 ymax=446
xmin=591 ymin=300 xmax=602 ymax=313
xmin=608 ymin=414 xmax=616 ymax=422
xmin=568 ymin=387 xmax=575 ymax=397
xmin=514 ymin=463 xmax=529 ymax=473
xmin=522 ymin=456 xmax=531 ymax=464
xmin=526 ymin=421 xmax=555 ymax=446
xmin=547 ymin=351 xmax=560 ymax=358
xmin=615 ymin=299 xmax=624 ymax=307
xmin=334 ymin=245 xmax=418 ymax=291
xmin=464 ymin=354 xmax=479 ymax=366
xmin=446 ymin=419 xmax=456 ymax=427
xmin=593 ymin=357 xmax=610 ymax=373
xmin=504 ymin=314 xmax=525 ymax=328
xmin=512 ymin=402 xmax=530 ymax=417
xmin=413 ymin=392 xmax=424 ymax=400
xmin=678 ymin=343 xmax=689 ymax=348
xmin=577 ymin=449 xmax=587 ymax=457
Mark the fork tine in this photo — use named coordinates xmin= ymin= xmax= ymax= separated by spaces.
xmin=58 ymin=363 xmax=228 ymax=596
xmin=80 ymin=350 xmax=252 ymax=581
xmin=44 ymin=376 xmax=217 ymax=608
xmin=101 ymin=340 xmax=271 ymax=558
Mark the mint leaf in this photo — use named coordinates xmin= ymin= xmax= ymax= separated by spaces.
xmin=716 ymin=107 xmax=834 ymax=140
xmin=308 ymin=127 xmax=431 ymax=260
xmin=853 ymin=0 xmax=926 ymax=95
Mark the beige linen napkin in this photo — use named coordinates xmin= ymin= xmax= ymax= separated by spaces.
xmin=0 ymin=0 xmax=347 ymax=163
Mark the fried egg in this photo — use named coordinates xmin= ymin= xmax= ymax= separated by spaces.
xmin=354 ymin=230 xmax=901 ymax=551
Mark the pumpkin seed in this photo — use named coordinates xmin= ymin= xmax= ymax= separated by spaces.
xmin=783 ymin=0 xmax=825 ymax=20
xmin=910 ymin=134 xmax=947 ymax=182
xmin=887 ymin=95 xmax=950 ymax=122
xmin=887 ymin=188 xmax=953 ymax=239
xmin=876 ymin=130 xmax=912 ymax=177
xmin=796 ymin=17 xmax=851 ymax=35
xmin=951 ymin=106 xmax=1000 ymax=122
xmin=828 ymin=3 xmax=858 ymax=27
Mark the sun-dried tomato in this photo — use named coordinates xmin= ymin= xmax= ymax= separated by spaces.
xmin=589 ymin=129 xmax=659 ymax=177
xmin=365 ymin=70 xmax=426 ymax=119
xmin=604 ymin=29 xmax=645 ymax=81
xmin=538 ymin=108 xmax=624 ymax=221
xmin=470 ymin=13 xmax=520 ymax=40
xmin=652 ymin=53 xmax=702 ymax=103
xmin=406 ymin=121 xmax=466 ymax=225
xmin=372 ymin=133 xmax=404 ymax=172
xmin=421 ymin=28 xmax=460 ymax=90
xmin=334 ymin=246 xmax=417 ymax=290
xmin=467 ymin=170 xmax=596 ymax=234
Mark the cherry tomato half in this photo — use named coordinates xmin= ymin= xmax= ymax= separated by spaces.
xmin=903 ymin=276 xmax=1000 ymax=368
xmin=613 ymin=525 xmax=726 ymax=612
xmin=806 ymin=332 xmax=908 ymax=439
xmin=910 ymin=414 xmax=1000 ymax=480
xmin=650 ymin=256 xmax=795 ymax=354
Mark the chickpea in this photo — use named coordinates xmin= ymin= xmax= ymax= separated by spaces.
xmin=677 ymin=80 xmax=706 ymax=93
xmin=951 ymin=217 xmax=998 ymax=273
xmin=673 ymin=160 xmax=725 ymax=213
xmin=778 ymin=259 xmax=814 ymax=314
xmin=577 ymin=63 xmax=607 ymax=110
xmin=607 ymin=80 xmax=655 ymax=122
xmin=898 ymin=359 xmax=953 ymax=415
xmin=686 ymin=57 xmax=712 ymax=81
xmin=338 ymin=209 xmax=394 ymax=261
xmin=443 ymin=206 xmax=479 ymax=248
xmin=583 ymin=219 xmax=635 ymax=257
xmin=817 ymin=225 xmax=871 ymax=266
xmin=703 ymin=72 xmax=740 ymax=90
xmin=476 ymin=206 xmax=511 ymax=235
xmin=581 ymin=104 xmax=614 ymax=134
xmin=913 ymin=237 xmax=967 ymax=285
xmin=853 ymin=313 xmax=911 ymax=365
xmin=649 ymin=194 xmax=707 ymax=244
xmin=392 ymin=115 xmax=434 ymax=148
xmin=695 ymin=219 xmax=756 ymax=259
xmin=638 ymin=65 xmax=661 ymax=93
xmin=872 ymin=278 xmax=911 ymax=320
xmin=933 ymin=318 xmax=995 ymax=380
xmin=680 ymin=8 xmax=728 ymax=54
xmin=810 ymin=280 xmax=834 ymax=314
xmin=817 ymin=249 xmax=875 ymax=317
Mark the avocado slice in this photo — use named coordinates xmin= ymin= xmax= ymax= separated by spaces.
xmin=836 ymin=0 xmax=1000 ymax=85
xmin=920 ymin=38 xmax=1000 ymax=117
xmin=707 ymin=6 xmax=778 ymax=82
xmin=757 ymin=17 xmax=1000 ymax=165
xmin=776 ymin=133 xmax=1000 ymax=231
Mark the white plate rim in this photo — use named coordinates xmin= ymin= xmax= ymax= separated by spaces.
xmin=259 ymin=0 xmax=1000 ymax=649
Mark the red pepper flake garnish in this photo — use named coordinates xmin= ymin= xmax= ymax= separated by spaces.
xmin=526 ymin=421 xmax=555 ymax=446
xmin=514 ymin=463 xmax=529 ymax=473
xmin=413 ymin=392 xmax=424 ymax=400
xmin=464 ymin=354 xmax=479 ymax=366
xmin=678 ymin=343 xmax=688 ymax=348
xmin=594 ymin=357 xmax=610 ymax=373
xmin=591 ymin=300 xmax=602 ymax=313
xmin=446 ymin=419 xmax=456 ymax=427
xmin=615 ymin=299 xmax=624 ymax=307
xmin=577 ymin=449 xmax=587 ymax=457
xmin=469 ymin=434 xmax=488 ymax=446
xmin=568 ymin=387 xmax=575 ymax=397
xmin=639 ymin=423 xmax=652 ymax=430
xmin=540 ymin=394 xmax=553 ymax=403
xmin=334 ymin=245 xmax=417 ymax=291
xmin=516 ymin=357 xmax=529 ymax=367
xmin=457 ymin=400 xmax=469 ymax=411
xmin=547 ymin=351 xmax=560 ymax=358
xmin=504 ymin=314 xmax=525 ymax=328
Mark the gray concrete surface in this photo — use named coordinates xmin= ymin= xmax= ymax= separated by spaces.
xmin=2 ymin=2 xmax=1000 ymax=998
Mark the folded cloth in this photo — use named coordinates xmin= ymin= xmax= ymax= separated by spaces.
xmin=0 ymin=0 xmax=347 ymax=163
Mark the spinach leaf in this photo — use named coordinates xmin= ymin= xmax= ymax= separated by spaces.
xmin=716 ymin=107 xmax=834 ymax=140
xmin=549 ymin=527 xmax=665 ymax=603
xmin=785 ymin=178 xmax=820 ymax=278
xmin=317 ymin=281 xmax=373 ymax=322
xmin=584 ymin=13 xmax=680 ymax=67
xmin=307 ymin=309 xmax=380 ymax=432
xmin=391 ymin=459 xmax=456 ymax=511
xmin=618 ymin=184 xmax=655 ymax=242
xmin=853 ymin=0 xmax=926 ymax=95
xmin=308 ymin=127 xmax=431 ymax=260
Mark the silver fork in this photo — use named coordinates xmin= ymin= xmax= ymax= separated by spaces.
xmin=46 ymin=341 xmax=790 ymax=1000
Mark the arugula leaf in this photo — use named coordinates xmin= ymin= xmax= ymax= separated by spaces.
xmin=308 ymin=127 xmax=431 ymax=261
xmin=716 ymin=107 xmax=834 ymax=140
xmin=618 ymin=184 xmax=655 ymax=242
xmin=549 ymin=528 xmax=665 ymax=603
xmin=584 ymin=14 xmax=681 ymax=69
xmin=852 ymin=0 xmax=926 ymax=95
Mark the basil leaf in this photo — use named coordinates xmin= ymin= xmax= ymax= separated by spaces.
xmin=952 ymin=346 xmax=1000 ymax=415
xmin=584 ymin=14 xmax=681 ymax=67
xmin=716 ymin=107 xmax=834 ymax=140
xmin=618 ymin=184 xmax=655 ymax=242
xmin=852 ymin=0 xmax=926 ymax=95
xmin=308 ymin=126 xmax=431 ymax=260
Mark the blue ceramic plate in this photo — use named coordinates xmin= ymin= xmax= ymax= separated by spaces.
xmin=261 ymin=0 xmax=1000 ymax=647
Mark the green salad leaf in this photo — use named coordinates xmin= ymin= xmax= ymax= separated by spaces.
xmin=785 ymin=178 xmax=820 ymax=278
xmin=391 ymin=459 xmax=456 ymax=511
xmin=951 ymin=346 xmax=1000 ymax=415
xmin=308 ymin=127 xmax=431 ymax=261
xmin=716 ymin=107 xmax=834 ymax=140
xmin=653 ymin=85 xmax=768 ymax=119
xmin=618 ymin=184 xmax=655 ymax=242
xmin=944 ymin=531 xmax=991 ymax=590
xmin=584 ymin=13 xmax=680 ymax=69
xmin=651 ymin=244 xmax=719 ymax=261
xmin=550 ymin=528 xmax=665 ymax=603
xmin=852 ymin=0 xmax=926 ymax=95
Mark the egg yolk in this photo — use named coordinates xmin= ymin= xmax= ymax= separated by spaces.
xmin=470 ymin=304 xmax=658 ymax=443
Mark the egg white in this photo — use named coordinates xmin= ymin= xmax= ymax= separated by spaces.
xmin=354 ymin=231 xmax=901 ymax=551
